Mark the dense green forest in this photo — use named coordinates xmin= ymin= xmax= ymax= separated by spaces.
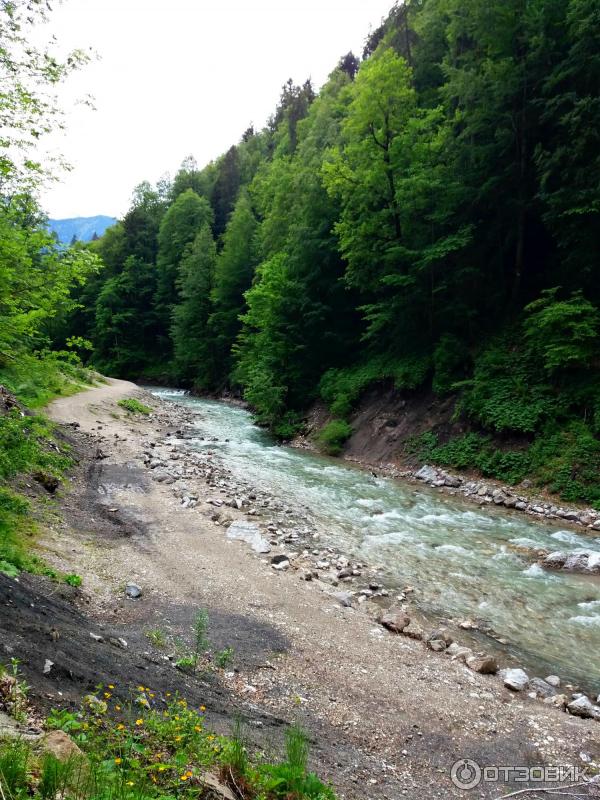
xmin=15 ymin=0 xmax=600 ymax=505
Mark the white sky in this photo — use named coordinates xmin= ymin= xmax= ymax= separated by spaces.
xmin=38 ymin=0 xmax=393 ymax=220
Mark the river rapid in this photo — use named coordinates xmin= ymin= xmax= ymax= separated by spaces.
xmin=152 ymin=389 xmax=600 ymax=690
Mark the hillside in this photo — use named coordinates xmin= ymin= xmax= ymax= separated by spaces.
xmin=60 ymin=0 xmax=600 ymax=508
xmin=48 ymin=214 xmax=117 ymax=243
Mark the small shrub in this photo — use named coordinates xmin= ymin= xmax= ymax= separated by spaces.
xmin=215 ymin=647 xmax=234 ymax=669
xmin=117 ymin=397 xmax=152 ymax=415
xmin=317 ymin=420 xmax=353 ymax=455
xmin=145 ymin=628 xmax=166 ymax=649
xmin=64 ymin=573 xmax=82 ymax=587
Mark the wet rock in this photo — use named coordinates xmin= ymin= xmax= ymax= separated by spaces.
xmin=592 ymin=520 xmax=600 ymax=532
xmin=43 ymin=659 xmax=54 ymax=674
xmin=528 ymin=677 xmax=557 ymax=698
xmin=443 ymin=475 xmax=461 ymax=488
xmin=337 ymin=568 xmax=353 ymax=579
xmin=546 ymin=675 xmax=561 ymax=688
xmin=564 ymin=552 xmax=589 ymax=571
xmin=542 ymin=551 xmax=568 ymax=569
xmin=466 ymin=654 xmax=498 ymax=674
xmin=125 ymin=583 xmax=142 ymax=599
xmin=586 ymin=553 xmax=600 ymax=573
xmin=379 ymin=609 xmax=411 ymax=634
xmin=89 ymin=632 xmax=104 ymax=643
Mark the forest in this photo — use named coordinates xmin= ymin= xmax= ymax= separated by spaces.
xmin=4 ymin=0 xmax=600 ymax=505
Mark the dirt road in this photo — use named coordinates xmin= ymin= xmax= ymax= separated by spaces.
xmin=32 ymin=379 xmax=599 ymax=798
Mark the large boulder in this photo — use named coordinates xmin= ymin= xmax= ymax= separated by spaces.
xmin=415 ymin=465 xmax=438 ymax=483
xmin=38 ymin=731 xmax=84 ymax=762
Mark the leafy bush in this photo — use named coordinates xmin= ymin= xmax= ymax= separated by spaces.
xmin=117 ymin=398 xmax=152 ymax=415
xmin=64 ymin=573 xmax=82 ymax=587
xmin=320 ymin=353 xmax=430 ymax=418
xmin=317 ymin=420 xmax=353 ymax=455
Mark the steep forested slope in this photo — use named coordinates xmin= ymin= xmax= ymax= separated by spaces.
xmin=59 ymin=0 xmax=600 ymax=505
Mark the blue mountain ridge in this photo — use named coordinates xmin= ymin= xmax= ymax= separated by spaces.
xmin=48 ymin=215 xmax=117 ymax=244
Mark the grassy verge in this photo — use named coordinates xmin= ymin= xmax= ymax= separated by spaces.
xmin=0 ymin=681 xmax=336 ymax=800
xmin=0 ymin=351 xmax=98 ymax=578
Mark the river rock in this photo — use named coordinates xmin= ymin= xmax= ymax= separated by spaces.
xmin=334 ymin=591 xmax=353 ymax=608
xmin=427 ymin=638 xmax=446 ymax=652
xmin=592 ymin=520 xmax=600 ymax=531
xmin=125 ymin=582 xmax=142 ymax=599
xmin=500 ymin=668 xmax=529 ymax=691
xmin=567 ymin=696 xmax=599 ymax=719
xmin=546 ymin=675 xmax=561 ymax=688
xmin=226 ymin=520 xmax=271 ymax=554
xmin=528 ymin=677 xmax=558 ymax=698
xmin=271 ymin=554 xmax=290 ymax=571
xmin=466 ymin=654 xmax=498 ymax=674
xmin=564 ymin=552 xmax=589 ymax=572
xmin=428 ymin=628 xmax=453 ymax=646
xmin=415 ymin=465 xmax=438 ymax=483
xmin=402 ymin=622 xmax=424 ymax=640
xmin=449 ymin=646 xmax=473 ymax=663
xmin=542 ymin=551 xmax=567 ymax=569
xmin=544 ymin=694 xmax=568 ymax=709
xmin=586 ymin=553 xmax=600 ymax=573
xmin=379 ymin=609 xmax=410 ymax=634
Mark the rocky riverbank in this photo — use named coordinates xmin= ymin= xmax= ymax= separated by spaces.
xmin=22 ymin=378 xmax=599 ymax=798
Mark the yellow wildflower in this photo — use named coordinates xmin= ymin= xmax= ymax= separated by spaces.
xmin=114 ymin=758 xmax=122 ymax=765
xmin=138 ymin=685 xmax=145 ymax=692
xmin=104 ymin=692 xmax=111 ymax=699
xmin=115 ymin=705 xmax=121 ymax=711
xmin=117 ymin=724 xmax=125 ymax=731
xmin=200 ymin=705 xmax=206 ymax=712
xmin=194 ymin=726 xmax=202 ymax=732
xmin=108 ymin=684 xmax=115 ymax=689
xmin=135 ymin=719 xmax=143 ymax=726
xmin=180 ymin=775 xmax=188 ymax=781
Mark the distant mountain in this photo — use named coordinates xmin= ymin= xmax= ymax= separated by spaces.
xmin=48 ymin=215 xmax=117 ymax=244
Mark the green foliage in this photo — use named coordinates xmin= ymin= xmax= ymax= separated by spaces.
xmin=320 ymin=354 xmax=431 ymax=419
xmin=36 ymin=690 xmax=339 ymax=800
xmin=257 ymin=725 xmax=336 ymax=800
xmin=64 ymin=573 xmax=82 ymax=587
xmin=0 ymin=350 xmax=97 ymax=408
xmin=215 ymin=647 xmax=234 ymax=669
xmin=144 ymin=629 xmax=166 ymax=649
xmin=524 ymin=288 xmax=600 ymax=374
xmin=171 ymin=224 xmax=217 ymax=387
xmin=317 ymin=421 xmax=353 ymax=455
xmin=53 ymin=0 xmax=600 ymax=506
xmin=117 ymin=398 xmax=152 ymax=416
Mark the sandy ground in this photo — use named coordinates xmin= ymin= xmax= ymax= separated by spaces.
xmin=34 ymin=378 xmax=600 ymax=799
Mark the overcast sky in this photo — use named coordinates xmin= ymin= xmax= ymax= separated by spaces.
xmin=39 ymin=0 xmax=393 ymax=220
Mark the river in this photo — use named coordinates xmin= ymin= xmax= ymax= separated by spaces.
xmin=151 ymin=388 xmax=600 ymax=690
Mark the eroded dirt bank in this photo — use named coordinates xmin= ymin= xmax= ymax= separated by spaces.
xmin=2 ymin=378 xmax=599 ymax=799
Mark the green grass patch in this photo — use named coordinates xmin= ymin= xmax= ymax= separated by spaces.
xmin=117 ymin=398 xmax=152 ymax=415
xmin=0 ymin=350 xmax=99 ymax=409
xmin=316 ymin=420 xmax=353 ymax=455
xmin=0 ymin=685 xmax=338 ymax=799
